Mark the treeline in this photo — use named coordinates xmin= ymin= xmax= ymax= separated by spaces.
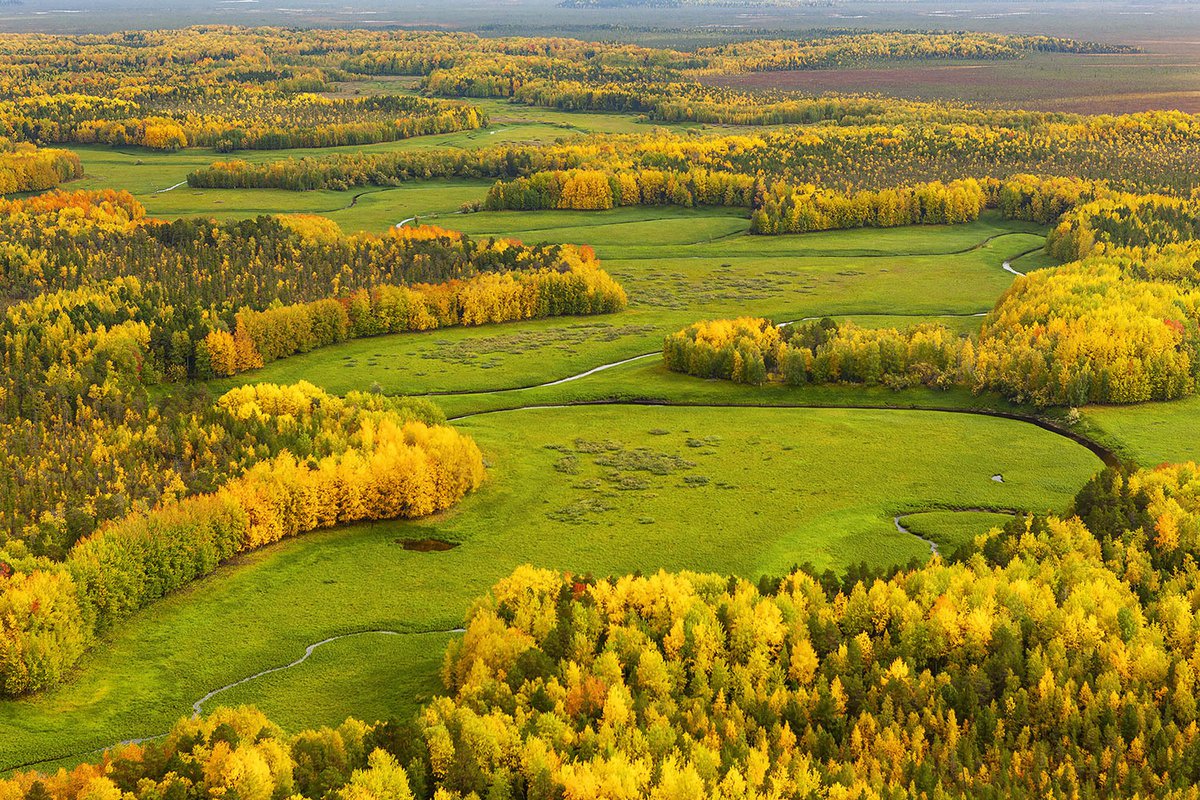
xmin=186 ymin=145 xmax=582 ymax=191
xmin=0 ymin=143 xmax=81 ymax=192
xmin=664 ymin=317 xmax=973 ymax=388
xmin=485 ymin=171 xmax=996 ymax=234
xmin=0 ymin=194 xmax=624 ymax=384
xmin=693 ymin=32 xmax=1135 ymax=73
xmin=752 ymin=178 xmax=987 ymax=232
xmin=753 ymin=174 xmax=1085 ymax=234
xmin=339 ymin=31 xmax=696 ymax=79
xmin=975 ymin=258 xmax=1200 ymax=406
xmin=23 ymin=460 xmax=1200 ymax=797
xmin=6 ymin=90 xmax=484 ymax=153
xmin=202 ymin=259 xmax=627 ymax=378
xmin=0 ymin=382 xmax=484 ymax=695
xmin=553 ymin=84 xmax=922 ymax=127
xmin=0 ymin=709 xmax=413 ymax=800
xmin=484 ymin=167 xmax=757 ymax=211
xmin=1047 ymin=191 xmax=1200 ymax=262
xmin=667 ymin=250 xmax=1200 ymax=406
xmin=0 ymin=192 xmax=625 ymax=567
xmin=0 ymin=195 xmax=585 ymax=306
xmin=61 ymin=95 xmax=485 ymax=152
xmin=189 ymin=110 xmax=1200 ymax=198
xmin=0 ymin=28 xmax=490 ymax=151
xmin=719 ymin=113 xmax=1200 ymax=195
xmin=989 ymin=172 xmax=1099 ymax=224
xmin=981 ymin=188 xmax=1200 ymax=405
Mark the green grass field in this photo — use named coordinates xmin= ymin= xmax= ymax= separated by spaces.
xmin=898 ymin=510 xmax=1016 ymax=556
xmin=135 ymin=181 xmax=496 ymax=228
xmin=1 ymin=113 xmax=1135 ymax=774
xmin=63 ymin=99 xmax=696 ymax=219
xmin=1081 ymin=397 xmax=1200 ymax=466
xmin=218 ymin=210 xmax=1039 ymax=395
xmin=0 ymin=404 xmax=1102 ymax=771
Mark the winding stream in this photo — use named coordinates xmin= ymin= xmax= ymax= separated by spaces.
xmin=894 ymin=515 xmax=939 ymax=556
xmin=412 ymin=235 xmax=1026 ymax=398
xmin=536 ymin=352 xmax=659 ymax=387
xmin=418 ymin=309 xmax=990 ymax=399
xmin=7 ymin=627 xmax=466 ymax=774
xmin=5 ymin=235 xmax=1065 ymax=774
xmin=190 ymin=627 xmax=464 ymax=717
xmin=425 ymin=244 xmax=1112 ymax=466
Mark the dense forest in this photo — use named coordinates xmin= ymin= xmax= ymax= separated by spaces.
xmin=190 ymin=109 xmax=1200 ymax=197
xmin=1 ymin=383 xmax=484 ymax=695
xmin=0 ymin=143 xmax=81 ymax=192
xmin=9 ymin=20 xmax=1200 ymax=797
xmin=8 ymin=463 xmax=1200 ymax=797
xmin=0 ymin=186 xmax=628 ymax=698
xmin=0 ymin=192 xmax=624 ymax=383
xmin=0 ymin=29 xmax=491 ymax=151
xmin=0 ymin=27 xmax=1131 ymax=153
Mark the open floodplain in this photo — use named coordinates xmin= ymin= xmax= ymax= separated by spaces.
xmin=10 ymin=19 xmax=1200 ymax=797
xmin=0 ymin=129 xmax=1123 ymax=769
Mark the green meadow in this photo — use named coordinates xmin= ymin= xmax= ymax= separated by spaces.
xmin=218 ymin=209 xmax=1039 ymax=395
xmin=0 ymin=104 xmax=1144 ymax=772
xmin=0 ymin=405 xmax=1101 ymax=771
xmin=1082 ymin=396 xmax=1200 ymax=466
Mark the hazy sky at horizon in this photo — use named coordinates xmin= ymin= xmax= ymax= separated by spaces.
xmin=1 ymin=0 xmax=1195 ymax=43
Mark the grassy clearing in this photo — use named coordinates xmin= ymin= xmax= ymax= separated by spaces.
xmin=219 ymin=212 xmax=1038 ymax=395
xmin=440 ymin=207 xmax=1042 ymax=259
xmin=444 ymin=206 xmax=751 ymax=251
xmin=898 ymin=510 xmax=1016 ymax=557
xmin=429 ymin=357 xmax=1023 ymax=419
xmin=1009 ymin=247 xmax=1058 ymax=273
xmin=60 ymin=101 xmax=692 ymax=212
xmin=325 ymin=182 xmax=494 ymax=232
xmin=0 ymin=403 xmax=1102 ymax=770
xmin=137 ymin=181 xmax=495 ymax=226
xmin=211 ymin=312 xmax=987 ymax=399
xmin=197 ymin=630 xmax=456 ymax=732
xmin=1081 ymin=397 xmax=1200 ymax=467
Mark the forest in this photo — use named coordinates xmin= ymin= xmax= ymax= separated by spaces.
xmin=189 ymin=109 xmax=1200 ymax=196
xmin=8 ymin=465 xmax=1200 ymax=798
xmin=660 ymin=173 xmax=1200 ymax=406
xmin=2 ymin=383 xmax=484 ymax=695
xmin=0 ymin=185 xmax=625 ymax=698
xmin=5 ymin=17 xmax=1200 ymax=800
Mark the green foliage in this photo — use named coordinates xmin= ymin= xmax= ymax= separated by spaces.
xmin=0 ymin=383 xmax=485 ymax=696
xmin=0 ymin=708 xmax=390 ymax=800
xmin=664 ymin=316 xmax=972 ymax=390
xmin=0 ymin=403 xmax=1102 ymax=768
xmin=0 ymin=143 xmax=81 ymax=192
